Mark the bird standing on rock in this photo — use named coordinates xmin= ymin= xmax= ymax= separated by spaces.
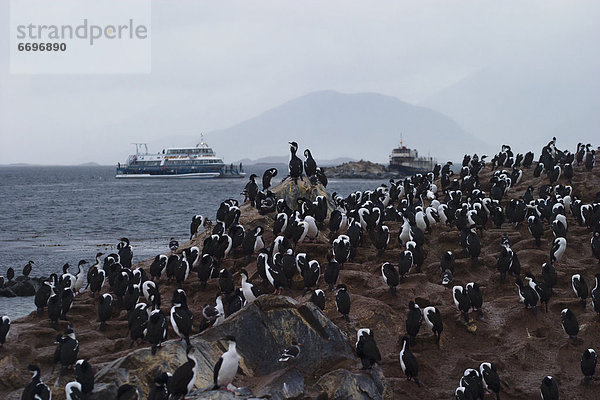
xmin=74 ymin=359 xmax=94 ymax=395
xmin=0 ymin=316 xmax=10 ymax=347
xmin=324 ymin=254 xmax=340 ymax=291
xmin=118 ymin=237 xmax=133 ymax=269
xmin=399 ymin=335 xmax=422 ymax=387
xmin=97 ymin=293 xmax=113 ymax=331
xmin=581 ymin=348 xmax=597 ymax=384
xmin=422 ymin=306 xmax=443 ymax=346
xmin=356 ymin=329 xmax=381 ymax=369
xmin=571 ymin=274 xmax=588 ymax=307
xmin=550 ymin=237 xmax=566 ymax=264
xmin=516 ymin=276 xmax=538 ymax=315
xmin=540 ymin=376 xmax=558 ymax=400
xmin=561 ymin=308 xmax=579 ymax=344
xmin=34 ymin=278 xmax=54 ymax=316
xmin=262 ymin=168 xmax=278 ymax=190
xmin=335 ymin=284 xmax=351 ymax=322
xmin=23 ymin=364 xmax=51 ymax=400
xmin=170 ymin=289 xmax=193 ymax=348
xmin=213 ymin=336 xmax=241 ymax=391
xmin=591 ymin=231 xmax=600 ymax=263
xmin=311 ymin=289 xmax=326 ymax=311
xmin=405 ymin=301 xmax=422 ymax=345
xmin=243 ymin=174 xmax=259 ymax=206
xmin=466 ymin=282 xmax=483 ymax=316
xmin=479 ymin=362 xmax=501 ymax=399
xmin=145 ymin=308 xmax=168 ymax=355
xmin=288 ymin=141 xmax=303 ymax=183
xmin=592 ymin=274 xmax=600 ymax=319
xmin=240 ymin=269 xmax=262 ymax=303
xmin=190 ymin=214 xmax=206 ymax=239
xmin=452 ymin=286 xmax=471 ymax=322
xmin=22 ymin=260 xmax=34 ymax=278
xmin=168 ymin=347 xmax=199 ymax=400
xmin=304 ymin=148 xmax=317 ymax=180
xmin=381 ymin=262 xmax=399 ymax=296
xmin=53 ymin=327 xmax=79 ymax=376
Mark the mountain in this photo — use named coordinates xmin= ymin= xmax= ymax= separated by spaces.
xmin=236 ymin=156 xmax=356 ymax=166
xmin=203 ymin=91 xmax=490 ymax=164
xmin=421 ymin=62 xmax=600 ymax=154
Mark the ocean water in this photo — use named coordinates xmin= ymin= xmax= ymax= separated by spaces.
xmin=0 ymin=165 xmax=381 ymax=319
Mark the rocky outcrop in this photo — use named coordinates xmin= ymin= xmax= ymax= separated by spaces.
xmin=271 ymin=176 xmax=333 ymax=211
xmin=0 ymin=276 xmax=45 ymax=297
xmin=315 ymin=367 xmax=392 ymax=400
xmin=324 ymin=161 xmax=397 ymax=179
xmin=91 ymin=295 xmax=355 ymax=399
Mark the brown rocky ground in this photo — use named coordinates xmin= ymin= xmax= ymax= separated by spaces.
xmin=1 ymin=161 xmax=599 ymax=399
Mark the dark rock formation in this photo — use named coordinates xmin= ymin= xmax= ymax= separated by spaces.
xmin=325 ymin=160 xmax=398 ymax=179
xmin=91 ymin=295 xmax=354 ymax=399
xmin=315 ymin=366 xmax=391 ymax=400
xmin=0 ymin=276 xmax=46 ymax=297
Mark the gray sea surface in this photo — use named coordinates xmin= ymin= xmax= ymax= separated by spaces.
xmin=0 ymin=165 xmax=382 ymax=319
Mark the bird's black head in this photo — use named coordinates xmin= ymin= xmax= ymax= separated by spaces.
xmin=542 ymin=376 xmax=554 ymax=386
xmin=154 ymin=371 xmax=169 ymax=384
xmin=336 ymin=284 xmax=347 ymax=291
xmin=225 ymin=335 xmax=236 ymax=342
xmin=219 ymin=268 xmax=230 ymax=277
xmin=27 ymin=364 xmax=40 ymax=372
xmin=240 ymin=268 xmax=248 ymax=277
xmin=78 ymin=260 xmax=88 ymax=266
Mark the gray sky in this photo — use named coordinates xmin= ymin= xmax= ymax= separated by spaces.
xmin=1 ymin=0 xmax=599 ymax=165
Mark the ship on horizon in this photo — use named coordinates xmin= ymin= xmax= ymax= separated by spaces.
xmin=115 ymin=137 xmax=245 ymax=179
xmin=388 ymin=138 xmax=435 ymax=176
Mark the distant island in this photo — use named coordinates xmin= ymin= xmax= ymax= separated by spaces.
xmin=325 ymin=160 xmax=399 ymax=179
xmin=235 ymin=155 xmax=356 ymax=167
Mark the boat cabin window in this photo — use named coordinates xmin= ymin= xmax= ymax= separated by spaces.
xmin=166 ymin=148 xmax=215 ymax=155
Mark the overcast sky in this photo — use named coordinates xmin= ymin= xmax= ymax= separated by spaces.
xmin=1 ymin=0 xmax=599 ymax=165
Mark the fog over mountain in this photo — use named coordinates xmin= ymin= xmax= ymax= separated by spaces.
xmin=421 ymin=60 xmax=600 ymax=155
xmin=1 ymin=1 xmax=598 ymax=165
xmin=202 ymin=91 xmax=490 ymax=165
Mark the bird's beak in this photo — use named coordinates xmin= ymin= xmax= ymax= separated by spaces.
xmin=298 ymin=343 xmax=302 ymax=346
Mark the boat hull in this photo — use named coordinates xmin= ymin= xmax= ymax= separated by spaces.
xmin=115 ymin=172 xmax=221 ymax=179
xmin=388 ymin=164 xmax=433 ymax=176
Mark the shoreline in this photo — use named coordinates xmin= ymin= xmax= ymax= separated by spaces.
xmin=1 ymin=149 xmax=599 ymax=399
